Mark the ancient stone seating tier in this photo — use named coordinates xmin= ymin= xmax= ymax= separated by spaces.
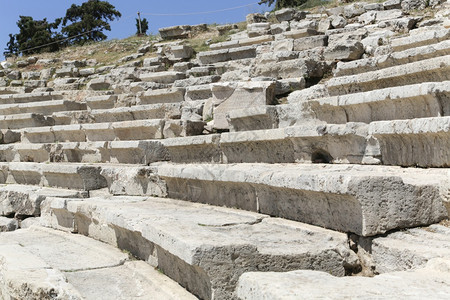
xmin=0 ymin=0 xmax=449 ymax=299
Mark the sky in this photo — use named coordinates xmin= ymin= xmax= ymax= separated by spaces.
xmin=0 ymin=0 xmax=272 ymax=61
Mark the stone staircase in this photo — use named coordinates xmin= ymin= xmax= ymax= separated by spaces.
xmin=0 ymin=1 xmax=449 ymax=299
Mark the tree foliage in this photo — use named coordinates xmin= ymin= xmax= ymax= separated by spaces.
xmin=4 ymin=34 xmax=19 ymax=58
xmin=62 ymin=0 xmax=121 ymax=45
xmin=136 ymin=17 xmax=149 ymax=35
xmin=4 ymin=16 xmax=62 ymax=57
xmin=259 ymin=0 xmax=307 ymax=9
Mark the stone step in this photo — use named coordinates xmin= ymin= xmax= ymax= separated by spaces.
xmin=137 ymin=87 xmax=185 ymax=105
xmin=0 ymin=162 xmax=107 ymax=191
xmin=197 ymin=46 xmax=257 ymax=65
xmin=335 ymin=39 xmax=450 ymax=77
xmin=85 ymin=94 xmax=117 ymax=109
xmin=139 ymin=71 xmax=186 ymax=84
xmin=52 ymin=102 xmax=182 ymax=125
xmin=219 ymin=123 xmax=370 ymax=164
xmin=369 ymin=223 xmax=450 ymax=273
xmin=326 ymin=55 xmax=450 ymax=96
xmin=0 ymin=87 xmax=26 ymax=95
xmin=20 ymin=119 xmax=166 ymax=143
xmin=210 ymin=81 xmax=277 ymax=130
xmin=0 ymin=113 xmax=54 ymax=129
xmin=0 ymin=91 xmax=64 ymax=104
xmin=100 ymin=163 xmax=448 ymax=237
xmin=236 ymin=259 xmax=450 ymax=300
xmin=0 ymin=226 xmax=195 ymax=299
xmin=285 ymin=81 xmax=450 ymax=125
xmin=209 ymin=35 xmax=274 ymax=50
xmin=0 ymin=184 xmax=87 ymax=218
xmin=369 ymin=116 xmax=450 ymax=167
xmin=388 ymin=27 xmax=450 ymax=52
xmin=0 ymin=99 xmax=86 ymax=116
xmin=0 ymin=90 xmax=108 ymax=104
xmin=42 ymin=195 xmax=359 ymax=300
xmin=0 ymin=140 xmax=167 ymax=165
xmin=9 ymin=116 xmax=447 ymax=167
xmin=227 ymin=106 xmax=279 ymax=132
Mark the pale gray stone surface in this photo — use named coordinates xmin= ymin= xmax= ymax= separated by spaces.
xmin=371 ymin=224 xmax=450 ymax=273
xmin=287 ymin=81 xmax=450 ymax=125
xmin=326 ymin=55 xmax=450 ymax=95
xmin=0 ymin=217 xmax=18 ymax=231
xmin=43 ymin=196 xmax=358 ymax=300
xmin=2 ymin=162 xmax=107 ymax=191
xmin=0 ymin=184 xmax=85 ymax=217
xmin=237 ymin=259 xmax=450 ymax=300
xmin=0 ymin=226 xmax=195 ymax=299
xmin=369 ymin=117 xmax=450 ymax=167
xmin=99 ymin=163 xmax=448 ymax=236
xmin=335 ymin=39 xmax=450 ymax=76
xmin=212 ymin=81 xmax=276 ymax=130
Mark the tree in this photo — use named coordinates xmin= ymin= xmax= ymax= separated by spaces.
xmin=135 ymin=17 xmax=149 ymax=35
xmin=62 ymin=0 xmax=121 ymax=45
xmin=258 ymin=0 xmax=307 ymax=9
xmin=3 ymin=34 xmax=19 ymax=57
xmin=5 ymin=16 xmax=63 ymax=56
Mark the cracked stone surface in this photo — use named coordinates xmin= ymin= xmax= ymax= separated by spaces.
xmin=0 ymin=226 xmax=196 ymax=299
xmin=42 ymin=196 xmax=359 ymax=300
xmin=237 ymin=258 xmax=450 ymax=300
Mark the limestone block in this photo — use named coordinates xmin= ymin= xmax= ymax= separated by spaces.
xmin=212 ymin=81 xmax=276 ymax=130
xmin=79 ymin=68 xmax=95 ymax=77
xmin=44 ymin=196 xmax=357 ymax=299
xmin=0 ymin=217 xmax=18 ymax=231
xmin=383 ymin=0 xmax=402 ymax=9
xmin=0 ymin=113 xmax=54 ymax=130
xmin=283 ymin=28 xmax=318 ymax=39
xmin=163 ymin=120 xmax=204 ymax=138
xmin=83 ymin=123 xmax=114 ymax=141
xmin=390 ymin=28 xmax=450 ymax=52
xmin=402 ymin=0 xmax=428 ymax=11
xmin=324 ymin=35 xmax=364 ymax=61
xmin=167 ymin=45 xmax=194 ymax=61
xmin=275 ymin=8 xmax=297 ymax=22
xmin=343 ymin=2 xmax=367 ymax=18
xmin=326 ymin=55 xmax=450 ymax=95
xmin=162 ymin=134 xmax=222 ymax=163
xmin=140 ymin=71 xmax=186 ymax=84
xmin=0 ymin=226 xmax=192 ymax=300
xmin=106 ymin=140 xmax=167 ymax=164
xmin=154 ymin=163 xmax=448 ymax=236
xmin=246 ymin=13 xmax=267 ymax=24
xmin=369 ymin=117 xmax=450 ymax=167
xmin=227 ymin=106 xmax=279 ymax=132
xmin=0 ymin=244 xmax=82 ymax=299
xmin=86 ymin=94 xmax=116 ymax=110
xmin=159 ymin=25 xmax=191 ymax=40
xmin=0 ymin=184 xmax=84 ymax=217
xmin=330 ymin=15 xmax=348 ymax=29
xmin=335 ymin=39 xmax=450 ymax=76
xmin=138 ymin=87 xmax=185 ymax=105
xmin=237 ymin=262 xmax=450 ymax=300
xmin=87 ymin=77 xmax=112 ymax=91
xmin=371 ymin=224 xmax=450 ymax=273
xmin=185 ymin=84 xmax=212 ymax=101
xmin=270 ymin=22 xmax=290 ymax=35
xmin=293 ymin=35 xmax=328 ymax=51
xmin=173 ymin=75 xmax=221 ymax=88
xmin=197 ymin=46 xmax=256 ymax=65
xmin=112 ymin=119 xmax=165 ymax=140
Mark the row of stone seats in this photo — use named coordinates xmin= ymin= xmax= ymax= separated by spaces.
xmin=2 ymin=115 xmax=447 ymax=167
xmin=0 ymin=1 xmax=449 ymax=299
